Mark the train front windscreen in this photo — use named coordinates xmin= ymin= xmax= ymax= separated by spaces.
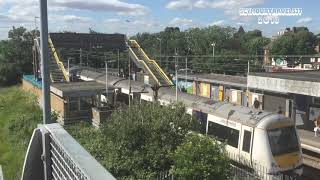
xmin=267 ymin=126 xmax=299 ymax=156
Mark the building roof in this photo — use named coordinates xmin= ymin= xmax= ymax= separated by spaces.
xmin=51 ymin=81 xmax=107 ymax=97
xmin=250 ymin=71 xmax=320 ymax=83
xmin=50 ymin=33 xmax=126 ymax=51
xmin=178 ymin=73 xmax=247 ymax=88
xmin=248 ymin=71 xmax=320 ymax=97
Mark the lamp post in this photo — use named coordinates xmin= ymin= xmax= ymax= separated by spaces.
xmin=157 ymin=38 xmax=162 ymax=65
xmin=67 ymin=57 xmax=75 ymax=82
xmin=211 ymin=42 xmax=216 ymax=63
xmin=105 ymin=60 xmax=116 ymax=103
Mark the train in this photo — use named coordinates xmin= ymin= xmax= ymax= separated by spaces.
xmin=78 ymin=69 xmax=303 ymax=178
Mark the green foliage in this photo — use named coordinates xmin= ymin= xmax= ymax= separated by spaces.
xmin=103 ymin=102 xmax=199 ymax=179
xmin=0 ymin=86 xmax=42 ymax=180
xmin=271 ymin=27 xmax=317 ymax=65
xmin=131 ymin=26 xmax=269 ymax=75
xmin=67 ymin=102 xmax=203 ymax=179
xmin=0 ymin=27 xmax=38 ymax=86
xmin=171 ymin=134 xmax=230 ymax=180
xmin=0 ymin=63 xmax=19 ymax=86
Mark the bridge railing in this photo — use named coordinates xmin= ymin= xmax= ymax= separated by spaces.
xmin=21 ymin=123 xmax=115 ymax=180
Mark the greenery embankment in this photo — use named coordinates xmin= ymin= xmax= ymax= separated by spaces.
xmin=0 ymin=86 xmax=42 ymax=180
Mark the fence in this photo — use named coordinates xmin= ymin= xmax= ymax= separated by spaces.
xmin=157 ymin=152 xmax=298 ymax=180
xmin=21 ymin=123 xmax=115 ymax=180
xmin=157 ymin=164 xmax=297 ymax=180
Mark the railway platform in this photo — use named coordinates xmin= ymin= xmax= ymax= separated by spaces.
xmin=297 ymin=129 xmax=320 ymax=170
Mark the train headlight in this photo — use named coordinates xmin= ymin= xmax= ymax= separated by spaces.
xmin=294 ymin=165 xmax=303 ymax=176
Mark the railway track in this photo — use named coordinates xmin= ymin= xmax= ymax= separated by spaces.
xmin=300 ymin=149 xmax=320 ymax=180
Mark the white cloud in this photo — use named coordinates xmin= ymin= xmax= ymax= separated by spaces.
xmin=0 ymin=0 xmax=150 ymax=39
xmin=53 ymin=0 xmax=148 ymax=16
xmin=194 ymin=0 xmax=264 ymax=9
xmin=166 ymin=0 xmax=266 ymax=20
xmin=297 ymin=17 xmax=312 ymax=24
xmin=169 ymin=17 xmax=194 ymax=26
xmin=50 ymin=15 xmax=91 ymax=23
xmin=208 ymin=20 xmax=224 ymax=26
xmin=166 ymin=0 xmax=193 ymax=10
xmin=102 ymin=18 xmax=162 ymax=36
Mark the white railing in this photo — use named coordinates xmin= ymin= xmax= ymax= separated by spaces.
xmin=21 ymin=123 xmax=115 ymax=180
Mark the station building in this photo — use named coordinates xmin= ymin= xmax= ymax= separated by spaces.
xmin=22 ymin=75 xmax=108 ymax=125
xmin=175 ymin=71 xmax=320 ymax=131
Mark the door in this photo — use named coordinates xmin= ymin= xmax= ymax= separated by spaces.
xmin=193 ymin=110 xmax=208 ymax=134
xmin=240 ymin=125 xmax=253 ymax=167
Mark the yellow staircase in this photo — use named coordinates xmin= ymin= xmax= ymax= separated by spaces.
xmin=48 ymin=37 xmax=69 ymax=82
xmin=128 ymin=40 xmax=173 ymax=86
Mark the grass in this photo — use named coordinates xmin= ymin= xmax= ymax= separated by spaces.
xmin=0 ymin=86 xmax=42 ymax=180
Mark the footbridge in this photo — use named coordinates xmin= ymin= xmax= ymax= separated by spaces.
xmin=33 ymin=33 xmax=172 ymax=87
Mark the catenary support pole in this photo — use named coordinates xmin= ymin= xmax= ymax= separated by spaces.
xmin=175 ymin=48 xmax=178 ymax=102
xmin=128 ymin=49 xmax=131 ymax=107
xmin=40 ymin=0 xmax=51 ymax=124
xmin=117 ymin=49 xmax=120 ymax=76
xmin=105 ymin=61 xmax=108 ymax=103
xmin=80 ymin=48 xmax=82 ymax=66
xmin=185 ymin=57 xmax=188 ymax=84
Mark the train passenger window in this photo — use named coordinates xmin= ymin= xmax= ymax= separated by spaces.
xmin=207 ymin=121 xmax=239 ymax=148
xmin=242 ymin=130 xmax=251 ymax=153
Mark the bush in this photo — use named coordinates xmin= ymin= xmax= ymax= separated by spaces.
xmin=67 ymin=102 xmax=200 ymax=179
xmin=0 ymin=87 xmax=42 ymax=180
xmin=0 ymin=63 xmax=19 ymax=86
xmin=171 ymin=134 xmax=230 ymax=180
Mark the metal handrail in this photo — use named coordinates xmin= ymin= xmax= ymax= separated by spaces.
xmin=48 ymin=37 xmax=69 ymax=81
xmin=129 ymin=40 xmax=173 ymax=85
xmin=128 ymin=45 xmax=160 ymax=85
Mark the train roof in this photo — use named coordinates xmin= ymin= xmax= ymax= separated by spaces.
xmin=158 ymin=87 xmax=275 ymax=127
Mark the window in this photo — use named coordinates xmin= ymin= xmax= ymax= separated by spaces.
xmin=80 ymin=97 xmax=92 ymax=110
xmin=267 ymin=126 xmax=299 ymax=156
xmin=207 ymin=121 xmax=239 ymax=148
xmin=314 ymin=97 xmax=320 ymax=105
xmin=69 ymin=97 xmax=79 ymax=112
xmin=242 ymin=130 xmax=251 ymax=153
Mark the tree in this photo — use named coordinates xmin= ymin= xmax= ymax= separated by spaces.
xmin=0 ymin=63 xmax=19 ymax=86
xmin=171 ymin=134 xmax=230 ymax=180
xmin=0 ymin=26 xmax=36 ymax=85
xmin=271 ymin=27 xmax=317 ymax=66
xmin=90 ymin=102 xmax=199 ymax=179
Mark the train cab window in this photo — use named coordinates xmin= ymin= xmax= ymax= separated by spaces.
xmin=242 ymin=130 xmax=251 ymax=153
xmin=267 ymin=126 xmax=299 ymax=156
xmin=207 ymin=121 xmax=239 ymax=148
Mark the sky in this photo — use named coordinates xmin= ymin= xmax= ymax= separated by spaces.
xmin=0 ymin=0 xmax=319 ymax=39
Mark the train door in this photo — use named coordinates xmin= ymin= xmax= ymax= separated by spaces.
xmin=193 ymin=110 xmax=208 ymax=134
xmin=240 ymin=125 xmax=253 ymax=166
